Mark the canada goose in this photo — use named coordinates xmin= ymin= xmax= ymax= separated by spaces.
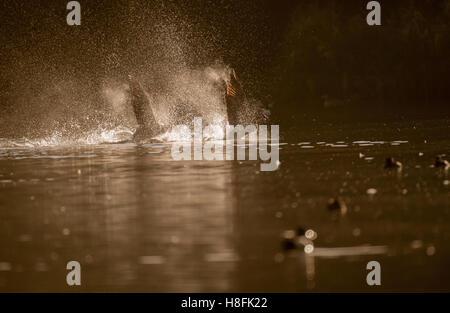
xmin=385 ymin=157 xmax=402 ymax=169
xmin=327 ymin=197 xmax=347 ymax=215
xmin=281 ymin=228 xmax=317 ymax=251
xmin=435 ymin=155 xmax=450 ymax=168
xmin=127 ymin=75 xmax=164 ymax=141
xmin=224 ymin=69 xmax=245 ymax=125
xmin=127 ymin=69 xmax=250 ymax=141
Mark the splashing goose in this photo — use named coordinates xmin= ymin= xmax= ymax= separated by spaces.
xmin=127 ymin=69 xmax=252 ymax=141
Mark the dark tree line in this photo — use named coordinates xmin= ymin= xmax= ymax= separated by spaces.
xmin=273 ymin=0 xmax=450 ymax=112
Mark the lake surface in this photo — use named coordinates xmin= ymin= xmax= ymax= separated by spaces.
xmin=0 ymin=118 xmax=449 ymax=292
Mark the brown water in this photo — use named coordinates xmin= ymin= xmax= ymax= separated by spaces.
xmin=0 ymin=118 xmax=449 ymax=292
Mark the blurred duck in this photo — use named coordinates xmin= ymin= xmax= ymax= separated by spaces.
xmin=435 ymin=155 xmax=450 ymax=169
xmin=281 ymin=227 xmax=317 ymax=252
xmin=385 ymin=157 xmax=402 ymax=169
xmin=327 ymin=197 xmax=347 ymax=215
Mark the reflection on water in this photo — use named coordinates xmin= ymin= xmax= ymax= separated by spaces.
xmin=0 ymin=119 xmax=449 ymax=292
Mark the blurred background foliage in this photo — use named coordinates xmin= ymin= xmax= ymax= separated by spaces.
xmin=275 ymin=0 xmax=450 ymax=114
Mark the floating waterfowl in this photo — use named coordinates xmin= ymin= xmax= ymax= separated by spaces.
xmin=435 ymin=155 xmax=449 ymax=168
xmin=281 ymin=238 xmax=296 ymax=251
xmin=281 ymin=227 xmax=316 ymax=251
xmin=327 ymin=197 xmax=347 ymax=215
xmin=384 ymin=157 xmax=402 ymax=169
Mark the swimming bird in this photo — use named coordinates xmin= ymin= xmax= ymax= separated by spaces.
xmin=281 ymin=227 xmax=305 ymax=251
xmin=281 ymin=227 xmax=316 ymax=252
xmin=327 ymin=197 xmax=347 ymax=215
xmin=385 ymin=157 xmax=402 ymax=169
xmin=435 ymin=155 xmax=449 ymax=168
